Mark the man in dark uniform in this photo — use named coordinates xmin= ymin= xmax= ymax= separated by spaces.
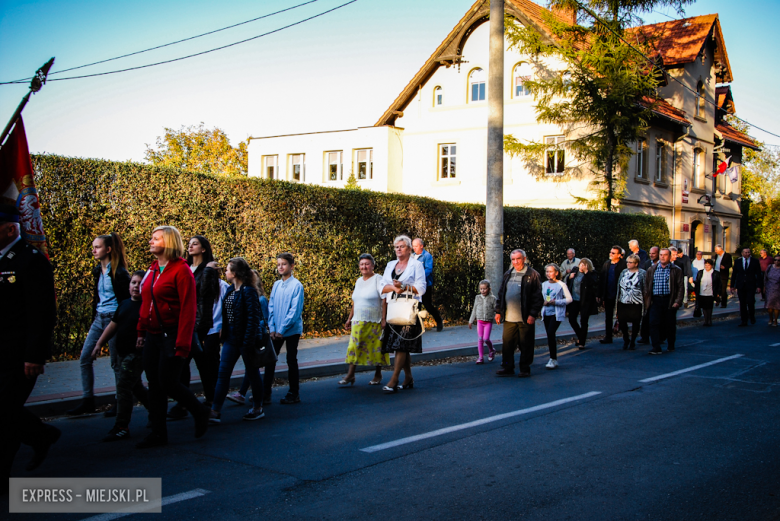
xmin=1 ymin=204 xmax=60 ymax=481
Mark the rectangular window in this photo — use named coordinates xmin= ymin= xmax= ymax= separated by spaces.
xmin=356 ymin=149 xmax=373 ymax=180
xmin=291 ymin=154 xmax=304 ymax=182
xmin=693 ymin=149 xmax=703 ymax=188
xmin=327 ymin=151 xmax=342 ymax=181
xmin=471 ymin=82 xmax=485 ymax=102
xmin=545 ymin=136 xmax=565 ymax=175
xmin=655 ymin=141 xmax=665 ymax=183
xmin=636 ymin=139 xmax=646 ymax=179
xmin=439 ymin=144 xmax=457 ymax=179
xmin=263 ymin=155 xmax=277 ymax=180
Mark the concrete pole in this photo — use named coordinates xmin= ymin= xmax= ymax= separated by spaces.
xmin=485 ymin=0 xmax=505 ymax=287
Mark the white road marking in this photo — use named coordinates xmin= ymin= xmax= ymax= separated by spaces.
xmin=639 ymin=354 xmax=744 ymax=383
xmin=360 ymin=391 xmax=601 ymax=453
xmin=770 ymin=343 xmax=780 ymax=347
xmin=81 ymin=488 xmax=210 ymax=521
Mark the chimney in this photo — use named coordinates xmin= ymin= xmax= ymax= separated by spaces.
xmin=552 ymin=6 xmax=577 ymax=25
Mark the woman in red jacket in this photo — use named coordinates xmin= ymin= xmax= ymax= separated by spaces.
xmin=135 ymin=226 xmax=209 ymax=449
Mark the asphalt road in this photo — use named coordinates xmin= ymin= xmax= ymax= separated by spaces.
xmin=7 ymin=316 xmax=780 ymax=521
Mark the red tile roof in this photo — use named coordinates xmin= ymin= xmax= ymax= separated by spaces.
xmin=716 ymin=122 xmax=760 ymax=150
xmin=641 ymin=97 xmax=691 ymax=127
xmin=630 ymin=14 xmax=732 ymax=83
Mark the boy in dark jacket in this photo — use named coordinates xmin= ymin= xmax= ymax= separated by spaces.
xmin=92 ymin=271 xmax=149 ymax=441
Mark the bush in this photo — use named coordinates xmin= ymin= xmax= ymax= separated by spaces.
xmin=32 ymin=155 xmax=669 ymax=359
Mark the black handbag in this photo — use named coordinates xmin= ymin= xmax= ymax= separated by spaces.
xmin=251 ymin=305 xmax=278 ymax=368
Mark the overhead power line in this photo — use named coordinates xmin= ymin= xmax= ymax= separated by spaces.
xmin=3 ymin=0 xmax=322 ymax=84
xmin=573 ymin=0 xmax=780 ymax=141
xmin=0 ymin=0 xmax=356 ymax=85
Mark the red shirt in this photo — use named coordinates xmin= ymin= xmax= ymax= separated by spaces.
xmin=760 ymin=256 xmax=773 ymax=273
xmin=137 ymin=257 xmax=197 ymax=357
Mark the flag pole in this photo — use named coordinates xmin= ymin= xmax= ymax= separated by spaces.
xmin=0 ymin=57 xmax=55 ymax=148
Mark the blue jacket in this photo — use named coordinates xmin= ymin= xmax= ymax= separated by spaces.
xmin=416 ymin=249 xmax=434 ymax=289
xmin=268 ymin=275 xmax=304 ymax=337
xmin=221 ymin=284 xmax=260 ymax=349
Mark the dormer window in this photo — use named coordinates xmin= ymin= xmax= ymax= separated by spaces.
xmin=434 ymin=86 xmax=443 ymax=106
xmin=469 ymin=68 xmax=486 ymax=102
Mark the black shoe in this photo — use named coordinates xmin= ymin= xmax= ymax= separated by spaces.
xmin=103 ymin=403 xmax=117 ymax=418
xmin=667 ymin=346 xmax=675 ymax=352
xmin=600 ymin=338 xmax=613 ymax=344
xmin=194 ymin=408 xmax=209 ymax=439
xmin=436 ymin=323 xmax=444 ymax=332
xmin=26 ymin=425 xmax=61 ymax=472
xmin=66 ymin=397 xmax=95 ymax=416
xmin=738 ymin=323 xmax=748 ymax=327
xmin=136 ymin=434 xmax=168 ymax=449
xmin=623 ymin=341 xmax=630 ymax=350
xmin=167 ymin=404 xmax=188 ymax=421
xmin=637 ymin=338 xmax=650 ymax=345
xmin=102 ymin=426 xmax=130 ymax=442
xmin=495 ymin=368 xmax=515 ymax=377
xmin=628 ymin=341 xmax=636 ymax=351
xmin=517 ymin=371 xmax=531 ymax=378
xmin=280 ymin=393 xmax=300 ymax=405
xmin=750 ymin=318 xmax=756 ymax=325
xmin=649 ymin=349 xmax=662 ymax=355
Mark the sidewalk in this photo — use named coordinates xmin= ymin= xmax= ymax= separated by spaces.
xmin=28 ymin=297 xmax=763 ymax=416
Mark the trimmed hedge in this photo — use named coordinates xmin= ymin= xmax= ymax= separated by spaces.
xmin=32 ymin=155 xmax=669 ymax=359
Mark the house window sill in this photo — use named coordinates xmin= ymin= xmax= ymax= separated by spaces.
xmin=691 ymin=187 xmax=706 ymax=194
xmin=694 ymin=116 xmax=707 ymax=123
xmin=654 ymin=181 xmax=668 ymax=188
xmin=432 ymin=179 xmax=461 ymax=187
xmin=634 ymin=177 xmax=650 ymax=184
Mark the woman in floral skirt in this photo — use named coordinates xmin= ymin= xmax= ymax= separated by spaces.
xmin=339 ymin=254 xmax=389 ymax=386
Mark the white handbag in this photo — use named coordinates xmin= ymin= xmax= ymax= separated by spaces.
xmin=386 ymin=288 xmax=419 ymax=326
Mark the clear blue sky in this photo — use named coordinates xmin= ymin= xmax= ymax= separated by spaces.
xmin=1 ymin=0 xmax=778 ymax=162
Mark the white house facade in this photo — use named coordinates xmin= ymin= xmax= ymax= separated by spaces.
xmin=248 ymin=0 xmax=758 ymax=255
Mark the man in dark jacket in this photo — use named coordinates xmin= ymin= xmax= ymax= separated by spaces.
xmin=644 ymin=248 xmax=685 ymax=354
xmin=714 ymin=245 xmax=732 ymax=308
xmin=670 ymin=247 xmax=693 ymax=308
xmin=628 ymin=240 xmax=649 ymax=266
xmin=598 ymin=246 xmax=627 ymax=344
xmin=495 ymin=249 xmax=544 ymax=377
xmin=0 ymin=205 xmax=60 ymax=480
xmin=732 ymin=247 xmax=763 ymax=326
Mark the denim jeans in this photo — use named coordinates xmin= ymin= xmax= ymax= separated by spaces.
xmin=79 ymin=312 xmax=117 ymax=398
xmin=212 ymin=340 xmax=264 ymax=412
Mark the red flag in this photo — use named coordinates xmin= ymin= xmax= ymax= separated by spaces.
xmin=0 ymin=117 xmax=49 ymax=258
xmin=713 ymin=156 xmax=731 ymax=178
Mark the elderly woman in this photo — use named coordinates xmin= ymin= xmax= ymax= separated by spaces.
xmin=616 ymin=254 xmax=647 ymax=350
xmin=381 ymin=235 xmax=427 ymax=393
xmin=765 ymin=254 xmax=780 ymax=326
xmin=339 ymin=253 xmax=389 ymax=386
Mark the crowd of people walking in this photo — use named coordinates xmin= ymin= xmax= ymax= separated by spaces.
xmin=3 ymin=198 xmax=778 ymax=476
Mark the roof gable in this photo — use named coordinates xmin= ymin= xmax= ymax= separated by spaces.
xmin=630 ymin=14 xmax=733 ymax=83
xmin=374 ymin=0 xmax=570 ymax=127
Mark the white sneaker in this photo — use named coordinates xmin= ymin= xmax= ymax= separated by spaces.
xmin=545 ymin=359 xmax=559 ymax=370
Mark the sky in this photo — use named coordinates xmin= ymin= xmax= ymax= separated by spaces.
xmin=1 ymin=0 xmax=779 ymax=162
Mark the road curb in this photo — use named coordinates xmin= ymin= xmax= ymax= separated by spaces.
xmin=29 ymin=307 xmax=758 ymax=417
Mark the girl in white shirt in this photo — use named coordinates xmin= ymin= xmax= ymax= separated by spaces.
xmin=541 ymin=264 xmax=573 ymax=369
xmin=339 ymin=254 xmax=389 ymax=386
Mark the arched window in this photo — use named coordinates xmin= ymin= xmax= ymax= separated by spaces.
xmin=696 ymin=81 xmax=706 ymax=118
xmin=433 ymin=86 xmax=443 ymax=107
xmin=469 ymin=68 xmax=486 ymax=102
xmin=513 ymin=63 xmax=532 ymax=97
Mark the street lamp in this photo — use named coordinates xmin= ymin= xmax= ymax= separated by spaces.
xmin=697 ymin=194 xmax=713 ymax=218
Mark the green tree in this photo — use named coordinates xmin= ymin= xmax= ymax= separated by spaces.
xmin=144 ymin=122 xmax=249 ymax=176
xmin=729 ymin=117 xmax=780 ymax=251
xmin=503 ymin=0 xmax=691 ymax=211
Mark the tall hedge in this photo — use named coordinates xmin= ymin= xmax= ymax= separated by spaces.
xmin=32 ymin=155 xmax=669 ymax=359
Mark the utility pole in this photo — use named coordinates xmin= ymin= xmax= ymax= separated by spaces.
xmin=485 ymin=0 xmax=505 ymax=287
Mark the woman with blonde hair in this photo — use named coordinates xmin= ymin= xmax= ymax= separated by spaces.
xmin=68 ymin=232 xmax=131 ymax=416
xmin=616 ymin=254 xmax=647 ymax=350
xmin=566 ymin=257 xmax=598 ymax=349
xmin=136 ymin=226 xmax=209 ymax=448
